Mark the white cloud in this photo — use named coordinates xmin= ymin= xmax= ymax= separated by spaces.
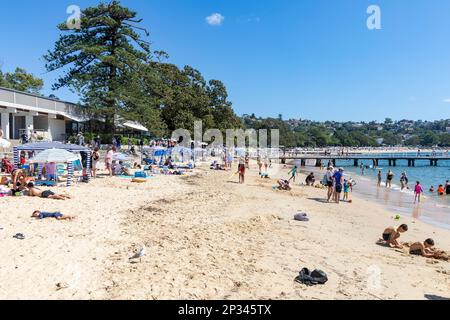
xmin=206 ymin=13 xmax=224 ymax=26
xmin=443 ymin=98 xmax=450 ymax=103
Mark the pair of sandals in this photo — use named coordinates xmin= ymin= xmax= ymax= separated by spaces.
xmin=13 ymin=233 xmax=25 ymax=240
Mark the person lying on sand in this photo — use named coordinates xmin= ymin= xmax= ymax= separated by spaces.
xmin=26 ymin=182 xmax=71 ymax=200
xmin=380 ymin=224 xmax=408 ymax=249
xmin=409 ymin=239 xmax=439 ymax=258
xmin=32 ymin=210 xmax=75 ymax=220
xmin=278 ymin=179 xmax=292 ymax=191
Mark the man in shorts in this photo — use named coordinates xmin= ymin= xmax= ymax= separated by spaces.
xmin=27 ymin=183 xmax=71 ymax=200
xmin=333 ymin=168 xmax=344 ymax=204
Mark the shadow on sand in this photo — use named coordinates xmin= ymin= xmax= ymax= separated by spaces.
xmin=307 ymin=197 xmax=330 ymax=204
xmin=424 ymin=294 xmax=450 ymax=301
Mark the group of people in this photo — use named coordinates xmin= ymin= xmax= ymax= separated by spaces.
xmin=378 ymin=169 xmax=450 ymax=203
xmin=380 ymin=224 xmax=441 ymax=259
xmin=323 ymin=166 xmax=353 ymax=204
xmin=0 ymin=167 xmax=71 ymax=200
xmin=430 ymin=180 xmax=450 ymax=196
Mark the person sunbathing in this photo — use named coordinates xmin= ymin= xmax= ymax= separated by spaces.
xmin=380 ymin=224 xmax=408 ymax=248
xmin=409 ymin=239 xmax=439 ymax=258
xmin=32 ymin=210 xmax=75 ymax=220
xmin=27 ymin=182 xmax=71 ymax=200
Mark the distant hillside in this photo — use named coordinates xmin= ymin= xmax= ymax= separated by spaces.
xmin=241 ymin=114 xmax=450 ymax=148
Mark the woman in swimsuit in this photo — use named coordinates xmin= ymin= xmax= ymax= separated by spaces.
xmin=386 ymin=170 xmax=394 ymax=188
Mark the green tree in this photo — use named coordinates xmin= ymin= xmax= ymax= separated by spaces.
xmin=44 ymin=0 xmax=152 ymax=133
xmin=0 ymin=67 xmax=43 ymax=93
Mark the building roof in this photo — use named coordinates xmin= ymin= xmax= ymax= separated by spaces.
xmin=15 ymin=141 xmax=90 ymax=152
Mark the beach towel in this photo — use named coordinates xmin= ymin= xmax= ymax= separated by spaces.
xmin=295 ymin=268 xmax=328 ymax=286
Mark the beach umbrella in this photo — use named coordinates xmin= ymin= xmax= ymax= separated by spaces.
xmin=30 ymin=148 xmax=78 ymax=164
xmin=0 ymin=138 xmax=11 ymax=149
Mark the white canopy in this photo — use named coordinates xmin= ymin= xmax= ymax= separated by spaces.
xmin=30 ymin=148 xmax=78 ymax=164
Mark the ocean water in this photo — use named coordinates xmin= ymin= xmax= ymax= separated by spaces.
xmin=297 ymin=154 xmax=450 ymax=230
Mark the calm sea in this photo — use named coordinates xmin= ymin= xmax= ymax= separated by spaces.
xmin=297 ymin=153 xmax=450 ymax=230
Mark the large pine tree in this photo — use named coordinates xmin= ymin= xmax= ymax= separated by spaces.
xmin=44 ymin=0 xmax=154 ymax=132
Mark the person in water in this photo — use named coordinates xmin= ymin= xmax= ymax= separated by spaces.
xmin=409 ymin=239 xmax=438 ymax=258
xmin=380 ymin=224 xmax=408 ymax=249
xmin=32 ymin=210 xmax=75 ymax=220
xmin=437 ymin=185 xmax=445 ymax=196
xmin=400 ymin=172 xmax=409 ymax=190
xmin=414 ymin=181 xmax=423 ymax=204
xmin=386 ymin=170 xmax=394 ymax=188
xmin=377 ymin=170 xmax=382 ymax=187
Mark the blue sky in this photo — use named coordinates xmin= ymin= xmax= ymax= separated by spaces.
xmin=1 ymin=0 xmax=450 ymax=121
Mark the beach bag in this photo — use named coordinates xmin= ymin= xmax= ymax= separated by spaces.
xmin=295 ymin=268 xmax=328 ymax=286
xmin=135 ymin=171 xmax=147 ymax=178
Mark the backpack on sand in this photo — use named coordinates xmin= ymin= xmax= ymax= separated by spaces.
xmin=295 ymin=268 xmax=328 ymax=286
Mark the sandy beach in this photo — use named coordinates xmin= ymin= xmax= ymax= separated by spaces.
xmin=1 ymin=162 xmax=449 ymax=300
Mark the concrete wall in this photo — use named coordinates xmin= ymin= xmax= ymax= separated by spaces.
xmin=48 ymin=118 xmax=66 ymax=141
xmin=0 ymin=113 xmax=10 ymax=139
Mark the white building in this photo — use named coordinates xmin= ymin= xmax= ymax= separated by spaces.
xmin=0 ymin=87 xmax=148 ymax=141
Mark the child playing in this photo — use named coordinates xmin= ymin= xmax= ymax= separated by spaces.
xmin=437 ymin=185 xmax=445 ymax=196
xmin=32 ymin=210 xmax=75 ymax=220
xmin=288 ymin=165 xmax=298 ymax=182
xmin=409 ymin=239 xmax=438 ymax=258
xmin=380 ymin=224 xmax=408 ymax=249
xmin=414 ymin=181 xmax=423 ymax=204
xmin=343 ymin=179 xmax=350 ymax=202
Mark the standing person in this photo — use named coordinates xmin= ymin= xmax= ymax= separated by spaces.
xmin=377 ymin=170 xmax=382 ymax=187
xmin=325 ymin=166 xmax=334 ymax=202
xmin=386 ymin=170 xmax=394 ymax=188
xmin=91 ymin=147 xmax=100 ymax=179
xmin=238 ymin=157 xmax=246 ymax=184
xmin=105 ymin=146 xmax=115 ymax=177
xmin=400 ymin=172 xmax=409 ymax=190
xmin=263 ymin=157 xmax=269 ymax=174
xmin=245 ymin=153 xmax=250 ymax=169
xmin=343 ymin=179 xmax=350 ymax=202
xmin=333 ymin=168 xmax=344 ymax=204
xmin=414 ymin=181 xmax=423 ymax=204
xmin=288 ymin=165 xmax=298 ymax=183
xmin=127 ymin=138 xmax=132 ymax=151
xmin=257 ymin=156 xmax=263 ymax=175
xmin=360 ymin=163 xmax=365 ymax=175
xmin=445 ymin=180 xmax=450 ymax=195
xmin=116 ymin=136 xmax=121 ymax=150
xmin=95 ymin=135 xmax=101 ymax=148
